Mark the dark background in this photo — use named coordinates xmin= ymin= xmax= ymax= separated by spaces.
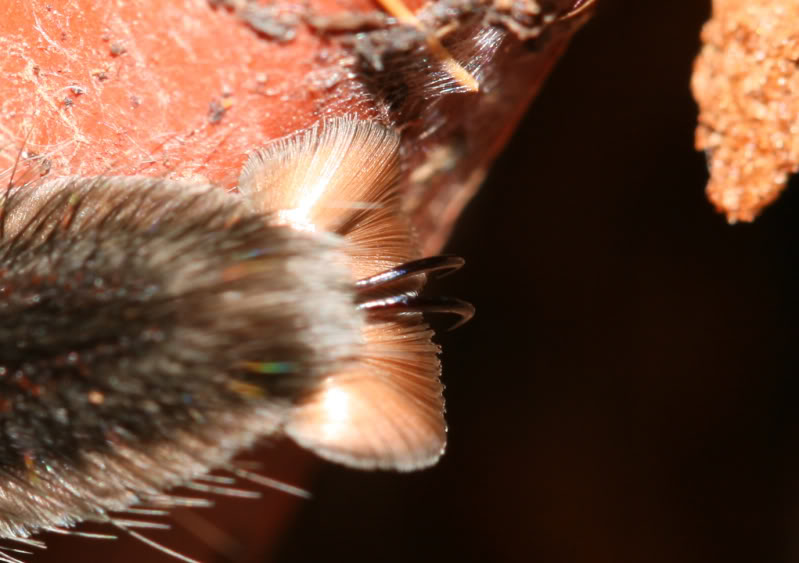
xmin=273 ymin=1 xmax=799 ymax=562
xmin=35 ymin=1 xmax=799 ymax=562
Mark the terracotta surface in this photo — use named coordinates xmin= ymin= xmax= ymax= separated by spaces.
xmin=0 ymin=0 xmax=366 ymax=184
xmin=0 ymin=0 xmax=591 ymax=252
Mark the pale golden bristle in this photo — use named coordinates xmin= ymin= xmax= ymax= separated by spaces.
xmin=239 ymin=116 xmax=418 ymax=278
xmin=286 ymin=318 xmax=444 ymax=471
xmin=341 ymin=200 xmax=419 ymax=279
xmin=375 ymin=0 xmax=480 ymax=93
xmin=241 ymin=117 xmax=447 ymax=470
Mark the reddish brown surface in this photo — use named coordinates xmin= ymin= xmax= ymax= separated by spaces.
xmin=0 ymin=0 xmax=371 ymax=185
xmin=0 ymin=0 xmax=591 ymax=253
xmin=693 ymin=0 xmax=799 ymax=222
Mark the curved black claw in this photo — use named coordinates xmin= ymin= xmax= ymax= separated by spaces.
xmin=355 ymin=255 xmax=465 ymax=291
xmin=358 ymin=294 xmax=475 ymax=330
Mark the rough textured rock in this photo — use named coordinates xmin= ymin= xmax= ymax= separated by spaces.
xmin=693 ymin=0 xmax=799 ymax=222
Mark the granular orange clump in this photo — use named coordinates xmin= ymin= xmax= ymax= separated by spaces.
xmin=693 ymin=0 xmax=799 ymax=222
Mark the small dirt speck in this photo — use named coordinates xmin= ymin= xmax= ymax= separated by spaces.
xmin=208 ymin=99 xmax=227 ymax=123
xmin=305 ymin=11 xmax=391 ymax=33
xmin=110 ymin=42 xmax=127 ymax=57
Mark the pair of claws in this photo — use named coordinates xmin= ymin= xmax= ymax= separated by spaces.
xmin=356 ymin=255 xmax=474 ymax=330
